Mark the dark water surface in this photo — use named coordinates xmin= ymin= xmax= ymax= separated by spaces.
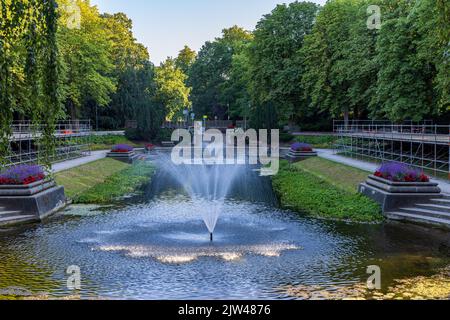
xmin=0 ymin=164 xmax=449 ymax=300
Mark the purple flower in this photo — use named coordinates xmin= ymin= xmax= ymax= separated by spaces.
xmin=375 ymin=162 xmax=427 ymax=182
xmin=0 ymin=165 xmax=45 ymax=185
xmin=291 ymin=142 xmax=313 ymax=152
xmin=111 ymin=144 xmax=133 ymax=152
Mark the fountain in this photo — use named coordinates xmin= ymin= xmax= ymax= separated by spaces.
xmin=152 ymin=154 xmax=246 ymax=241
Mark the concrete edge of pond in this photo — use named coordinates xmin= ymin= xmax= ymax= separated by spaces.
xmin=0 ymin=184 xmax=68 ymax=227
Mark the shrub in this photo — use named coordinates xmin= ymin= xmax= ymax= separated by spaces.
xmin=374 ymin=162 xmax=429 ymax=182
xmin=124 ymin=128 xmax=141 ymax=141
xmin=0 ymin=165 xmax=46 ymax=185
xmin=294 ymin=135 xmax=337 ymax=148
xmin=279 ymin=132 xmax=294 ymax=142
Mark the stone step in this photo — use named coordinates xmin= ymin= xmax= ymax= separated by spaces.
xmin=397 ymin=207 xmax=450 ymax=220
xmin=429 ymin=198 xmax=450 ymax=205
xmin=0 ymin=215 xmax=37 ymax=227
xmin=0 ymin=210 xmax=24 ymax=218
xmin=386 ymin=211 xmax=450 ymax=229
xmin=414 ymin=203 xmax=450 ymax=214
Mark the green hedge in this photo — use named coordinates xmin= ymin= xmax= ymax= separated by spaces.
xmin=294 ymin=135 xmax=337 ymax=148
xmin=272 ymin=161 xmax=383 ymax=222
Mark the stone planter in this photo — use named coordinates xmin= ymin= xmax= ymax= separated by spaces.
xmin=0 ymin=179 xmax=56 ymax=196
xmin=359 ymin=175 xmax=441 ymax=212
xmin=286 ymin=149 xmax=318 ymax=163
xmin=107 ymin=151 xmax=138 ymax=164
xmin=0 ymin=179 xmax=66 ymax=226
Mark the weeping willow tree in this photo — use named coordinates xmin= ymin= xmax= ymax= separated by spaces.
xmin=0 ymin=0 xmax=62 ymax=170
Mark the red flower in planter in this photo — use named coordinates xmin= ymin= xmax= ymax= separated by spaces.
xmin=419 ymin=174 xmax=429 ymax=183
xmin=145 ymin=144 xmax=155 ymax=151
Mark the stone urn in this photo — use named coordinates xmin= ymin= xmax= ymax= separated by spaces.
xmin=0 ymin=179 xmax=66 ymax=226
xmin=359 ymin=163 xmax=441 ymax=212
xmin=107 ymin=144 xmax=138 ymax=164
xmin=286 ymin=143 xmax=317 ymax=163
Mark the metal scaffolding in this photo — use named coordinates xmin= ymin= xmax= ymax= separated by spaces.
xmin=333 ymin=120 xmax=450 ymax=178
xmin=5 ymin=120 xmax=92 ymax=167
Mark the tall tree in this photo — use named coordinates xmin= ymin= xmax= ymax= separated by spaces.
xmin=188 ymin=26 xmax=252 ymax=119
xmin=411 ymin=0 xmax=450 ymax=113
xmin=175 ymin=45 xmax=196 ymax=75
xmin=301 ymin=0 xmax=359 ymax=124
xmin=249 ymin=1 xmax=320 ymax=126
xmin=372 ymin=0 xmax=435 ymax=121
xmin=155 ymin=58 xmax=191 ymax=121
xmin=97 ymin=12 xmax=151 ymax=128
xmin=58 ymin=0 xmax=116 ymax=119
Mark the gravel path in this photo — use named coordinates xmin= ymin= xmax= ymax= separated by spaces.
xmin=51 ymin=150 xmax=108 ymax=173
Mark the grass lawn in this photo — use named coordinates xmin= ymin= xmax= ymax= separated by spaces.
xmin=294 ymin=157 xmax=371 ymax=193
xmin=55 ymin=158 xmax=155 ymax=204
xmin=272 ymin=158 xmax=383 ymax=222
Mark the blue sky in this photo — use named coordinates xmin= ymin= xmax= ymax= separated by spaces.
xmin=91 ymin=0 xmax=326 ymax=65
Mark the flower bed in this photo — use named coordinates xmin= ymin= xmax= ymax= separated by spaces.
xmin=374 ymin=162 xmax=429 ymax=183
xmin=0 ymin=165 xmax=46 ymax=185
xmin=291 ymin=142 xmax=313 ymax=152
xmin=145 ymin=143 xmax=155 ymax=151
xmin=111 ymin=144 xmax=134 ymax=153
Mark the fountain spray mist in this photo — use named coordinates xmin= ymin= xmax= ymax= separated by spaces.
xmin=152 ymin=152 xmax=245 ymax=239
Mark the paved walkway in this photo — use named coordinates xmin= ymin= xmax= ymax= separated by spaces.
xmin=317 ymin=149 xmax=450 ymax=195
xmin=51 ymin=150 xmax=108 ymax=173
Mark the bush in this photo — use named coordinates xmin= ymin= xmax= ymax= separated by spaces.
xmin=89 ymin=135 xmax=139 ymax=151
xmin=272 ymin=161 xmax=382 ymax=222
xmin=280 ymin=132 xmax=294 ymax=142
xmin=294 ymin=135 xmax=337 ymax=148
xmin=125 ymin=128 xmax=141 ymax=141
xmin=90 ymin=135 xmax=132 ymax=146
xmin=155 ymin=128 xmax=173 ymax=142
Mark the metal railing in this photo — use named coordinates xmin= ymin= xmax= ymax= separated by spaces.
xmin=333 ymin=120 xmax=450 ymax=176
xmin=11 ymin=120 xmax=91 ymax=140
xmin=3 ymin=120 xmax=92 ymax=168
xmin=162 ymin=120 xmax=247 ymax=130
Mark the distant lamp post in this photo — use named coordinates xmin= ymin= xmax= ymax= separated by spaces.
xmin=183 ymin=108 xmax=189 ymax=124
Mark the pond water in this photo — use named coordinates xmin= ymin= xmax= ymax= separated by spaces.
xmin=0 ymin=162 xmax=449 ymax=300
